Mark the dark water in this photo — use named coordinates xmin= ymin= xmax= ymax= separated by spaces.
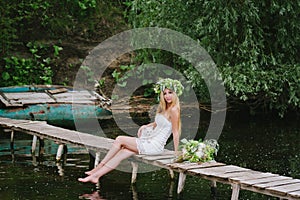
xmin=0 ymin=113 xmax=299 ymax=200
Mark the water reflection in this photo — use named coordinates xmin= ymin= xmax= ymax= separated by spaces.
xmin=79 ymin=190 xmax=105 ymax=200
xmin=79 ymin=182 xmax=102 ymax=200
xmin=79 ymin=179 xmax=177 ymax=200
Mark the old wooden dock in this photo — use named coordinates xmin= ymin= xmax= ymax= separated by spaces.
xmin=0 ymin=117 xmax=299 ymax=200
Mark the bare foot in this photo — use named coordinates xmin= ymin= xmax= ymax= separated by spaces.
xmin=78 ymin=175 xmax=99 ymax=184
xmin=84 ymin=170 xmax=93 ymax=176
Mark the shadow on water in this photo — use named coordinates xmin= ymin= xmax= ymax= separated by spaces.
xmin=0 ymin=111 xmax=299 ymax=200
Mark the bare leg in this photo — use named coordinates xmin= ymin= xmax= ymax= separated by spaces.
xmin=78 ymin=148 xmax=136 ymax=183
xmin=85 ymin=162 xmax=104 ymax=175
xmin=84 ymin=136 xmax=138 ymax=176
xmin=85 ymin=144 xmax=119 ymax=175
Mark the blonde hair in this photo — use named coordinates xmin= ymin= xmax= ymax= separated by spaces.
xmin=156 ymin=90 xmax=181 ymax=136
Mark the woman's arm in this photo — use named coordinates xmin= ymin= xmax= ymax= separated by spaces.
xmin=137 ymin=122 xmax=156 ymax=137
xmin=170 ymin=107 xmax=180 ymax=153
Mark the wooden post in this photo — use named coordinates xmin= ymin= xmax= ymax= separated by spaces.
xmin=94 ymin=152 xmax=101 ymax=168
xmin=169 ymin=179 xmax=175 ymax=198
xmin=177 ymin=172 xmax=186 ymax=194
xmin=56 ymin=144 xmax=65 ymax=162
xmin=210 ymin=180 xmax=217 ymax=198
xmin=32 ymin=154 xmax=37 ymax=166
xmin=169 ymin=169 xmax=175 ymax=179
xmin=38 ymin=137 xmax=45 ymax=156
xmin=10 ymin=129 xmax=14 ymax=150
xmin=231 ymin=184 xmax=240 ymax=200
xmin=131 ymin=161 xmax=138 ymax=184
xmin=9 ymin=129 xmax=15 ymax=162
xmin=31 ymin=135 xmax=38 ymax=154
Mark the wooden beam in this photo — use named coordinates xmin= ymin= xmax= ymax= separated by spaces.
xmin=177 ymin=172 xmax=186 ymax=194
xmin=231 ymin=184 xmax=240 ymax=200
xmin=131 ymin=162 xmax=138 ymax=184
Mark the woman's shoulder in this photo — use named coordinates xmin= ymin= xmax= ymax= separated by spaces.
xmin=169 ymin=106 xmax=180 ymax=116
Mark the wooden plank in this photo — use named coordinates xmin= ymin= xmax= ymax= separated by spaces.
xmin=0 ymin=94 xmax=12 ymax=106
xmin=141 ymin=154 xmax=175 ymax=161
xmin=153 ymin=158 xmax=175 ymax=167
xmin=54 ymin=91 xmax=97 ymax=100
xmin=254 ymin=179 xmax=300 ymax=189
xmin=238 ymin=175 xmax=291 ymax=185
xmin=168 ymin=161 xmax=226 ymax=171
xmin=188 ymin=165 xmax=249 ymax=177
xmin=267 ymin=182 xmax=300 ymax=196
xmin=216 ymin=170 xmax=262 ymax=179
xmin=47 ymin=88 xmax=68 ymax=95
xmin=0 ymin=117 xmax=38 ymax=126
xmin=1 ymin=90 xmax=100 ymax=105
xmin=4 ymin=92 xmax=55 ymax=103
xmin=288 ymin=190 xmax=300 ymax=198
xmin=231 ymin=172 xmax=278 ymax=183
xmin=4 ymin=118 xmax=115 ymax=151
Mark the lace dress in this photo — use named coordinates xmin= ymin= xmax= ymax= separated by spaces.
xmin=136 ymin=114 xmax=172 ymax=155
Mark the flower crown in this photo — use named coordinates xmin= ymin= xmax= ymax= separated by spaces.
xmin=153 ymin=78 xmax=184 ymax=96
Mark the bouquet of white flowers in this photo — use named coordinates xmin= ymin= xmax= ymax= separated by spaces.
xmin=176 ymin=138 xmax=219 ymax=163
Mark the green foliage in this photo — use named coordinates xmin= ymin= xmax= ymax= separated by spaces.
xmin=1 ymin=0 xmax=127 ymax=87
xmin=111 ymin=63 xmax=184 ymax=97
xmin=0 ymin=0 xmax=125 ymax=57
xmin=80 ymin=65 xmax=95 ymax=83
xmin=1 ymin=56 xmax=53 ymax=86
xmin=125 ymin=0 xmax=300 ymax=116
xmin=0 ymin=42 xmax=64 ymax=86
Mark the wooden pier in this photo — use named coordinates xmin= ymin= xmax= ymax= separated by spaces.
xmin=0 ymin=117 xmax=299 ymax=200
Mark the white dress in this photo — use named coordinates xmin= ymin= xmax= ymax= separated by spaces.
xmin=136 ymin=113 xmax=172 ymax=155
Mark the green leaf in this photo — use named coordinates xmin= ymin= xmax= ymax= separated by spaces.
xmin=2 ymin=72 xmax=10 ymax=81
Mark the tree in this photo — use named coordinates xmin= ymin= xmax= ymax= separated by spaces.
xmin=125 ymin=0 xmax=300 ymax=116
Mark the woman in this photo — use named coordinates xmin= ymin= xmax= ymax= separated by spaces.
xmin=78 ymin=78 xmax=183 ymax=184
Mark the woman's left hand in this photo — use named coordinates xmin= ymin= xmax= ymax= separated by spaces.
xmin=137 ymin=125 xmax=146 ymax=137
xmin=174 ymin=151 xmax=182 ymax=157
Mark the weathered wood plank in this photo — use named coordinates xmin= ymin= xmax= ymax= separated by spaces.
xmin=231 ymin=172 xmax=278 ymax=184
xmin=4 ymin=92 xmax=56 ymax=104
xmin=0 ymin=118 xmax=41 ymax=126
xmin=54 ymin=91 xmax=98 ymax=102
xmin=140 ymin=154 xmax=175 ymax=161
xmin=288 ymin=190 xmax=300 ymax=198
xmin=238 ymin=175 xmax=291 ymax=185
xmin=168 ymin=161 xmax=226 ymax=171
xmin=188 ymin=165 xmax=249 ymax=177
xmin=254 ymin=179 xmax=300 ymax=189
xmin=266 ymin=182 xmax=300 ymax=196
xmin=155 ymin=158 xmax=175 ymax=165
xmin=0 ymin=94 xmax=12 ymax=106
xmin=1 ymin=90 xmax=100 ymax=106
xmin=0 ymin=117 xmax=114 ymax=151
xmin=47 ymin=88 xmax=68 ymax=95
xmin=216 ymin=170 xmax=262 ymax=179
